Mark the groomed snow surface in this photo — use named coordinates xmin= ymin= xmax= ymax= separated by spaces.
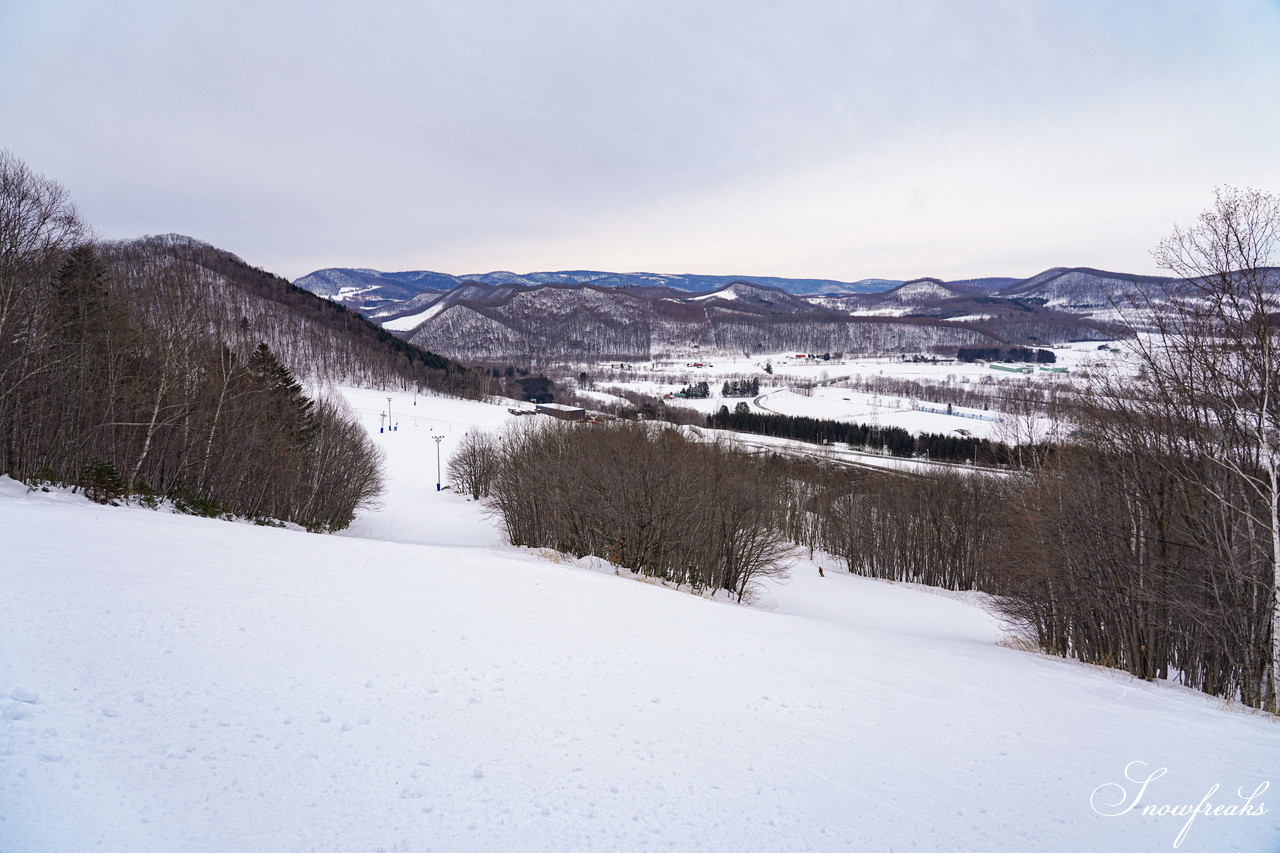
xmin=1 ymin=388 xmax=1276 ymax=852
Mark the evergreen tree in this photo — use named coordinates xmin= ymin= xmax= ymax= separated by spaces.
xmin=247 ymin=343 xmax=317 ymax=448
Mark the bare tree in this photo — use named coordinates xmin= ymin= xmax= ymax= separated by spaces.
xmin=474 ymin=419 xmax=791 ymax=600
xmin=448 ymin=429 xmax=500 ymax=499
xmin=0 ymin=151 xmax=87 ymax=476
xmin=1125 ymin=187 xmax=1280 ymax=710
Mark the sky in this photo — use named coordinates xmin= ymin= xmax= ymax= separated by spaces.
xmin=3 ymin=0 xmax=1280 ymax=283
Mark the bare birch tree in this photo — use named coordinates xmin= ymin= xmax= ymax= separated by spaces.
xmin=1124 ymin=187 xmax=1280 ymax=710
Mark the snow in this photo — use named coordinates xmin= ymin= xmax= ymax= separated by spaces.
xmin=945 ymin=313 xmax=999 ymax=322
xmin=1 ymin=387 xmax=1277 ymax=852
xmin=751 ymin=387 xmax=1011 ymax=440
xmin=689 ymin=288 xmax=739 ymax=301
xmin=382 ymin=300 xmax=450 ymax=332
xmin=335 ymin=285 xmax=381 ymax=298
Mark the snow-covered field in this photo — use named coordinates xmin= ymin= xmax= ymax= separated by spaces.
xmin=2 ymin=387 xmax=1276 ymax=852
xmin=587 ymin=344 xmax=1117 ymax=441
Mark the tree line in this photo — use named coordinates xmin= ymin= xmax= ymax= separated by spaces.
xmin=705 ymin=406 xmax=1038 ymax=466
xmin=955 ymin=346 xmax=1056 ymax=364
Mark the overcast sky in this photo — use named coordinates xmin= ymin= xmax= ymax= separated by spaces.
xmin=3 ymin=1 xmax=1279 ymax=282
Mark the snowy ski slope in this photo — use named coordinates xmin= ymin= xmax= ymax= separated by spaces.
xmin=1 ymin=388 xmax=1276 ymax=852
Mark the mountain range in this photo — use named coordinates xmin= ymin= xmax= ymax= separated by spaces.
xmin=295 ymin=266 xmax=1023 ymax=314
xmin=296 ymin=263 xmax=1280 ymax=364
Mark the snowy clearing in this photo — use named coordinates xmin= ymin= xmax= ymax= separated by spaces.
xmin=1 ymin=387 xmax=1276 ymax=852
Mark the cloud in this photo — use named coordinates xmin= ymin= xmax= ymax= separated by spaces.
xmin=3 ymin=0 xmax=1278 ymax=279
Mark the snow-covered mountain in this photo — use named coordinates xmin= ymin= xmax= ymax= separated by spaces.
xmin=299 ymin=264 xmax=1269 ymax=362
xmin=293 ymin=267 xmax=909 ymax=314
xmin=995 ymin=267 xmax=1177 ymax=314
xmin=684 ymin=280 xmax=819 ymax=312
xmin=293 ymin=264 xmax=1205 ymax=326
xmin=396 ymin=281 xmax=1006 ymax=362
xmin=374 ymin=273 xmax=1124 ymax=362
xmin=293 ymin=267 xmax=463 ymax=314
xmin=4 ymin=386 xmax=1276 ymax=853
xmin=988 ymin=266 xmax=1280 ymax=324
xmin=883 ymin=277 xmax=977 ymax=303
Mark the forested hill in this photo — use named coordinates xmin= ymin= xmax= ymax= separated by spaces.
xmin=0 ymin=151 xmax=480 ymax=531
xmin=99 ymin=234 xmax=481 ymax=396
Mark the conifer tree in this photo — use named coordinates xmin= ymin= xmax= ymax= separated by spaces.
xmin=247 ymin=342 xmax=317 ymax=448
